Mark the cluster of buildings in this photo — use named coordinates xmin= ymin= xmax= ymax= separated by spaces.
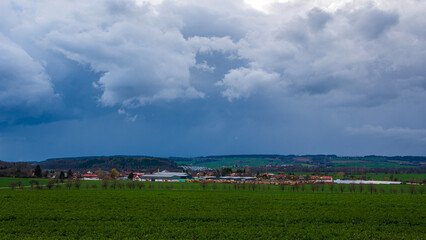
xmin=64 ymin=170 xmax=406 ymax=185
xmin=79 ymin=169 xmax=335 ymax=185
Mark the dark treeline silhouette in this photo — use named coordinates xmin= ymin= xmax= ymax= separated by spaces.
xmin=39 ymin=156 xmax=180 ymax=171
xmin=0 ymin=160 xmax=33 ymax=178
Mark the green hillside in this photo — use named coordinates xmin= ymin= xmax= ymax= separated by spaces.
xmin=174 ymin=155 xmax=426 ymax=168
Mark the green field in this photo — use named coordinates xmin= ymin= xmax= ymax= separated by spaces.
xmin=0 ymin=180 xmax=425 ymax=239
xmin=177 ymin=155 xmax=425 ymax=168
xmin=0 ymin=177 xmax=48 ymax=188
xmin=347 ymin=173 xmax=426 ymax=182
xmin=181 ymin=157 xmax=283 ymax=168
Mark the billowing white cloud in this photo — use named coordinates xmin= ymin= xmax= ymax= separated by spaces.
xmin=224 ymin=2 xmax=425 ymax=105
xmin=1 ymin=0 xmax=425 ymax=111
xmin=217 ymin=67 xmax=281 ymax=100
xmin=38 ymin=1 xmax=205 ymax=108
xmin=0 ymin=34 xmax=56 ymax=108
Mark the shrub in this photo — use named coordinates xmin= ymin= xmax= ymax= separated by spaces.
xmin=101 ymin=180 xmax=109 ymax=189
xmin=74 ymin=179 xmax=82 ymax=189
xmin=46 ymin=179 xmax=55 ymax=190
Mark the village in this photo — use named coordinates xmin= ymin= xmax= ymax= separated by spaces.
xmin=29 ymin=162 xmax=415 ymax=186
xmin=74 ymin=168 xmax=334 ymax=185
xmin=76 ymin=169 xmax=403 ymax=185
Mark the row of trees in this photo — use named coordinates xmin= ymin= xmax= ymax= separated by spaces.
xmin=34 ymin=165 xmax=73 ymax=180
xmin=8 ymin=179 xmax=425 ymax=195
xmin=33 ymin=165 xmax=121 ymax=181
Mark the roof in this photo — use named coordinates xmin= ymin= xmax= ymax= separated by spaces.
xmin=140 ymin=172 xmax=190 ymax=179
xmin=82 ymin=174 xmax=98 ymax=178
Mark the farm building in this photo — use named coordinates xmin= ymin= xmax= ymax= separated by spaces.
xmin=137 ymin=171 xmax=191 ymax=181
xmin=217 ymin=176 xmax=256 ymax=181
xmin=82 ymin=174 xmax=100 ymax=180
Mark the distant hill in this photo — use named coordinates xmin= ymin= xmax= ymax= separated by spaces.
xmin=39 ymin=156 xmax=180 ymax=171
xmin=174 ymin=154 xmax=426 ymax=169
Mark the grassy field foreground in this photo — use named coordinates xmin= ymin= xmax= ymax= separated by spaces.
xmin=0 ymin=184 xmax=425 ymax=239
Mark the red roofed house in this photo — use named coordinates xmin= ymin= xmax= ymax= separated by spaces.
xmin=82 ymin=174 xmax=99 ymax=180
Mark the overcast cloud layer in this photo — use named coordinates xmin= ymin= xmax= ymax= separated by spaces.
xmin=0 ymin=0 xmax=425 ymax=161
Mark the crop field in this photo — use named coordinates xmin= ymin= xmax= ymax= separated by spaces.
xmin=0 ymin=177 xmax=48 ymax=188
xmin=181 ymin=157 xmax=285 ymax=168
xmin=176 ymin=155 xmax=425 ymax=168
xmin=0 ymin=180 xmax=425 ymax=239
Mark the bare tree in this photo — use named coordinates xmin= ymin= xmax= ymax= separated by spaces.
xmin=409 ymin=185 xmax=416 ymax=194
xmin=418 ymin=186 xmax=424 ymax=195
xmin=368 ymin=184 xmax=374 ymax=194
xmin=200 ymin=181 xmax=207 ymax=190
xmin=9 ymin=182 xmax=17 ymax=190
xmin=74 ymin=178 xmax=82 ymax=189
xmin=127 ymin=181 xmax=136 ymax=189
xmin=46 ymin=179 xmax=55 ymax=190
xmin=329 ymin=183 xmax=335 ymax=192
xmin=29 ymin=180 xmax=38 ymax=188
xmin=137 ymin=182 xmax=145 ymax=189
xmin=66 ymin=179 xmax=73 ymax=189
xmin=110 ymin=180 xmax=117 ymax=189
xmin=339 ymin=184 xmax=345 ymax=193
xmin=358 ymin=184 xmax=364 ymax=193
xmin=101 ymin=180 xmax=109 ymax=189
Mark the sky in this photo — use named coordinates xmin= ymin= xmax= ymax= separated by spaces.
xmin=1 ymin=0 xmax=426 ymax=161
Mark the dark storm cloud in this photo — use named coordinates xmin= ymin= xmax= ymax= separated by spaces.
xmin=0 ymin=0 xmax=425 ymax=160
xmin=352 ymin=8 xmax=399 ymax=40
xmin=307 ymin=8 xmax=332 ymax=32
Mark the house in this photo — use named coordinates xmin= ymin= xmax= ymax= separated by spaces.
xmin=276 ymin=174 xmax=287 ymax=180
xmin=133 ymin=173 xmax=144 ymax=181
xmin=82 ymin=174 xmax=99 ymax=180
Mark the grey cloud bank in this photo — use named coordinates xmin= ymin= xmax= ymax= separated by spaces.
xmin=0 ymin=0 xmax=425 ymax=161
